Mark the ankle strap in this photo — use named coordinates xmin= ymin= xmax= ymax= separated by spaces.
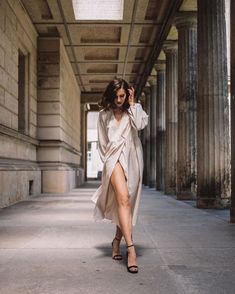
xmin=127 ymin=244 xmax=134 ymax=248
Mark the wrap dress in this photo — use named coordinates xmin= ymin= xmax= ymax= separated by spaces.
xmin=91 ymin=103 xmax=148 ymax=226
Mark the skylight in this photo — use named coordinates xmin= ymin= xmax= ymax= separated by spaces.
xmin=72 ymin=0 xmax=124 ymax=20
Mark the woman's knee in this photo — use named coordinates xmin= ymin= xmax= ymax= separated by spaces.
xmin=116 ymin=193 xmax=130 ymax=208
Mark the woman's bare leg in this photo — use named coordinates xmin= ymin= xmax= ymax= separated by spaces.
xmin=114 ymin=225 xmax=123 ymax=241
xmin=110 ymin=162 xmax=137 ymax=270
xmin=112 ymin=226 xmax=123 ymax=258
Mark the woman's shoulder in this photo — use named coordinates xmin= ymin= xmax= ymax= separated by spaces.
xmin=128 ymin=102 xmax=143 ymax=110
xmin=99 ymin=108 xmax=107 ymax=117
xmin=99 ymin=108 xmax=111 ymax=122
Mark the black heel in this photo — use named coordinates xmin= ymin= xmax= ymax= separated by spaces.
xmin=112 ymin=237 xmax=123 ymax=260
xmin=126 ymin=244 xmax=138 ymax=274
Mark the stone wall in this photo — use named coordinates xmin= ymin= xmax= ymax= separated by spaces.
xmin=0 ymin=0 xmax=40 ymax=208
xmin=0 ymin=1 xmax=84 ymax=204
xmin=60 ymin=43 xmax=81 ymax=154
xmin=37 ymin=37 xmax=83 ymax=193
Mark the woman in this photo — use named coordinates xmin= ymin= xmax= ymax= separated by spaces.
xmin=91 ymin=78 xmax=148 ymax=273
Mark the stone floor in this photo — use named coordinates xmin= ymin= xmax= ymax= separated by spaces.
xmin=0 ymin=182 xmax=235 ymax=294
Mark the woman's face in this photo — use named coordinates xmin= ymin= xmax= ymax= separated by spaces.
xmin=114 ymin=88 xmax=126 ymax=109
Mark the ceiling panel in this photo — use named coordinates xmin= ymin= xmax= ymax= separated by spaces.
xmin=68 ymin=25 xmax=122 ymax=44
xmin=20 ymin=0 xmax=184 ymax=101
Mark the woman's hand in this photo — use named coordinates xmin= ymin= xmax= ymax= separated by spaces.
xmin=128 ymin=87 xmax=135 ymax=106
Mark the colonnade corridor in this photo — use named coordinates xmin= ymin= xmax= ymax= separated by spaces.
xmin=0 ymin=182 xmax=235 ymax=294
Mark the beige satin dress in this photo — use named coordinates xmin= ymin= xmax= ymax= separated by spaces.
xmin=91 ymin=103 xmax=148 ymax=226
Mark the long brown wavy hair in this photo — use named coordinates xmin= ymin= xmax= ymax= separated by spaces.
xmin=100 ymin=78 xmax=130 ymax=111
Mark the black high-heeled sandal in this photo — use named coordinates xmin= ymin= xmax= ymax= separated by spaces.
xmin=112 ymin=237 xmax=123 ymax=260
xmin=126 ymin=244 xmax=138 ymax=274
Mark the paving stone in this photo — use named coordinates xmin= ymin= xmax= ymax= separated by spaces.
xmin=0 ymin=182 xmax=235 ymax=294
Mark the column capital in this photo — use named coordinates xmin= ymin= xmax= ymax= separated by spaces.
xmin=175 ymin=12 xmax=197 ymax=30
xmin=148 ymin=77 xmax=157 ymax=86
xmin=162 ymin=41 xmax=178 ymax=54
xmin=143 ymin=86 xmax=151 ymax=95
xmin=154 ymin=63 xmax=166 ymax=72
xmin=145 ymin=81 xmax=151 ymax=87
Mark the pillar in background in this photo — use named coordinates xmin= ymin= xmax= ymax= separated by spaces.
xmin=175 ymin=12 xmax=197 ymax=200
xmin=146 ymin=88 xmax=152 ymax=187
xmin=81 ymin=103 xmax=87 ymax=182
xmin=231 ymin=0 xmax=235 ymax=221
xmin=149 ymin=78 xmax=157 ymax=188
xmin=140 ymin=92 xmax=147 ymax=146
xmin=143 ymin=87 xmax=151 ymax=186
xmin=155 ymin=63 xmax=166 ymax=191
xmin=163 ymin=43 xmax=178 ymax=195
xmin=197 ymin=0 xmax=230 ymax=208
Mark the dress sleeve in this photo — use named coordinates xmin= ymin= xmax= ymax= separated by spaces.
xmin=97 ymin=112 xmax=108 ymax=163
xmin=128 ymin=103 xmax=149 ymax=131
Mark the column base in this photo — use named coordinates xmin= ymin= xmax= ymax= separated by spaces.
xmin=41 ymin=165 xmax=85 ymax=193
xmin=230 ymin=208 xmax=235 ymax=223
xmin=197 ymin=197 xmax=230 ymax=209
xmin=230 ymin=215 xmax=235 ymax=223
xmin=156 ymin=178 xmax=165 ymax=191
xmin=149 ymin=181 xmax=156 ymax=188
xmin=165 ymin=187 xmax=176 ymax=195
xmin=177 ymin=191 xmax=196 ymax=200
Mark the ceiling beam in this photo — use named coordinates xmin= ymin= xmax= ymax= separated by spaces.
xmin=81 ymin=92 xmax=103 ymax=103
xmin=135 ymin=0 xmax=184 ymax=97
xmin=57 ymin=0 xmax=85 ymax=91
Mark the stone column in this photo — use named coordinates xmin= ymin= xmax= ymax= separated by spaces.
xmin=37 ymin=37 xmax=84 ymax=192
xmin=231 ymin=0 xmax=235 ymax=221
xmin=197 ymin=0 xmax=230 ymax=208
xmin=163 ymin=43 xmax=178 ymax=195
xmin=175 ymin=12 xmax=197 ymax=200
xmin=143 ymin=87 xmax=151 ymax=186
xmin=139 ymin=91 xmax=146 ymax=148
xmin=149 ymin=79 xmax=157 ymax=188
xmin=81 ymin=103 xmax=87 ymax=182
xmin=155 ymin=63 xmax=166 ymax=191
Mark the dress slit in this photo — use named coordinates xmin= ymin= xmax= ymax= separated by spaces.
xmin=110 ymin=160 xmax=128 ymax=193
xmin=91 ymin=103 xmax=148 ymax=226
